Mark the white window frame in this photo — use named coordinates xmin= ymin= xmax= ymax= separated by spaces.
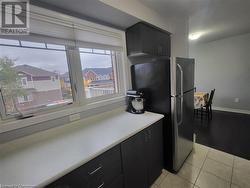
xmin=0 ymin=5 xmax=130 ymax=133
xmin=77 ymin=45 xmax=125 ymax=104
xmin=0 ymin=36 xmax=76 ymax=119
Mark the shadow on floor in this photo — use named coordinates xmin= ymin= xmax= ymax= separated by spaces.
xmin=194 ymin=110 xmax=250 ymax=160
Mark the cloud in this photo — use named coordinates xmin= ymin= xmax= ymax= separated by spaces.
xmin=0 ymin=46 xmax=113 ymax=75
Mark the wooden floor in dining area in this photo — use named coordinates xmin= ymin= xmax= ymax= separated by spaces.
xmin=194 ymin=110 xmax=250 ymax=160
xmin=151 ymin=143 xmax=250 ymax=188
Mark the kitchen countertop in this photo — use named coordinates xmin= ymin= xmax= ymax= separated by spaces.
xmin=0 ymin=108 xmax=164 ymax=187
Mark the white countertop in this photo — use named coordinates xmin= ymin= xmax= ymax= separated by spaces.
xmin=0 ymin=108 xmax=164 ymax=187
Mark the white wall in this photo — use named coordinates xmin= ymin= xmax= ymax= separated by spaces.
xmin=190 ymin=32 xmax=250 ymax=111
xmin=99 ymin=0 xmax=189 ymax=58
xmin=170 ymin=17 xmax=189 ymax=58
xmin=99 ymin=0 xmax=173 ymax=32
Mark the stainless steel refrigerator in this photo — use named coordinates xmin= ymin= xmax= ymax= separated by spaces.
xmin=131 ymin=57 xmax=195 ymax=172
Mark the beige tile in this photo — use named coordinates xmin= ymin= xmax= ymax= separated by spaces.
xmin=151 ymin=184 xmax=159 ymax=188
xmin=154 ymin=173 xmax=167 ymax=186
xmin=232 ymin=167 xmax=250 ymax=188
xmin=186 ymin=152 xmax=206 ymax=169
xmin=193 ymin=143 xmax=209 ymax=157
xmin=196 ymin=171 xmax=231 ymax=188
xmin=193 ymin=186 xmax=200 ymax=188
xmin=177 ymin=163 xmax=200 ymax=183
xmin=203 ymin=158 xmax=232 ymax=181
xmin=160 ymin=173 xmax=193 ymax=188
xmin=162 ymin=169 xmax=169 ymax=176
xmin=230 ymin=184 xmax=242 ymax=188
xmin=234 ymin=156 xmax=250 ymax=173
xmin=207 ymin=148 xmax=234 ymax=166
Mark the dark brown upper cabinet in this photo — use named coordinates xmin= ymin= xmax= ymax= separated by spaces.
xmin=126 ymin=22 xmax=171 ymax=58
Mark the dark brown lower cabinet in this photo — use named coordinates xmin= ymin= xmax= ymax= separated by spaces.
xmin=121 ymin=130 xmax=148 ymax=188
xmin=46 ymin=146 xmax=122 ymax=188
xmin=121 ymin=120 xmax=163 ymax=188
xmin=147 ymin=120 xmax=164 ymax=185
xmin=46 ymin=120 xmax=163 ymax=188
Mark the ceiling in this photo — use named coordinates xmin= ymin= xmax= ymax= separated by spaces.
xmin=139 ymin=0 xmax=250 ymax=42
xmin=32 ymin=0 xmax=250 ymax=42
xmin=31 ymin=0 xmax=140 ymax=30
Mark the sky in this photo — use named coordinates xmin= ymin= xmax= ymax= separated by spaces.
xmin=0 ymin=45 xmax=113 ymax=75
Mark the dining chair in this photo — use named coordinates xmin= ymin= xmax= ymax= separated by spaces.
xmin=199 ymin=89 xmax=215 ymax=120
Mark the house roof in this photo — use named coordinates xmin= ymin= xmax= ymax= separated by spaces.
xmin=83 ymin=67 xmax=113 ymax=76
xmin=60 ymin=67 xmax=113 ymax=80
xmin=14 ymin=65 xmax=57 ymax=77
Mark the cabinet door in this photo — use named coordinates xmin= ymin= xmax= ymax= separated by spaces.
xmin=45 ymin=170 xmax=87 ymax=188
xmin=46 ymin=146 xmax=122 ymax=188
xmin=147 ymin=120 xmax=164 ymax=186
xmin=156 ymin=31 xmax=170 ymax=57
xmin=126 ymin=22 xmax=171 ymax=57
xmin=107 ymin=175 xmax=123 ymax=188
xmin=121 ymin=131 xmax=148 ymax=188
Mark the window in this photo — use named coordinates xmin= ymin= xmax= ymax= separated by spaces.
xmin=17 ymin=95 xmax=32 ymax=103
xmin=0 ymin=38 xmax=72 ymax=116
xmin=21 ymin=77 xmax=27 ymax=86
xmin=0 ymin=6 xmax=127 ymax=122
xmin=79 ymin=48 xmax=118 ymax=99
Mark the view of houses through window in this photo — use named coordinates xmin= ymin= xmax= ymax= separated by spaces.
xmin=0 ymin=39 xmax=72 ymax=116
xmin=79 ymin=48 xmax=118 ymax=98
xmin=0 ymin=38 xmax=119 ymax=118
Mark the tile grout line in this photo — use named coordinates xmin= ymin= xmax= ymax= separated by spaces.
xmin=202 ymin=169 xmax=233 ymax=184
xmin=203 ymin=157 xmax=234 ymax=182
xmin=206 ymin=156 xmax=234 ymax=168
xmin=157 ymin=169 xmax=169 ymax=187
xmin=178 ymin=143 xmax=201 ymax=186
xmin=193 ymin=146 xmax=210 ymax=186
xmin=230 ymin=156 xmax=235 ymax=187
xmin=206 ymin=148 xmax=235 ymax=168
xmin=200 ymin=158 xmax=234 ymax=183
xmin=176 ymin=165 xmax=196 ymax=186
xmin=158 ymin=144 xmax=245 ymax=188
xmin=199 ymin=147 xmax=235 ymax=184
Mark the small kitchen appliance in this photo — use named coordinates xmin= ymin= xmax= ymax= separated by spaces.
xmin=126 ymin=90 xmax=145 ymax=114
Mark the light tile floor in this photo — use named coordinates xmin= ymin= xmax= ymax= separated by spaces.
xmin=152 ymin=143 xmax=250 ymax=188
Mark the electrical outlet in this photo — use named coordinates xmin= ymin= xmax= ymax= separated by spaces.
xmin=69 ymin=113 xmax=81 ymax=122
xmin=234 ymin=98 xmax=240 ymax=103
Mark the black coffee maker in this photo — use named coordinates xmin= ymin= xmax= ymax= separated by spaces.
xmin=126 ymin=90 xmax=145 ymax=114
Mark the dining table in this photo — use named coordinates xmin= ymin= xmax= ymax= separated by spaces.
xmin=194 ymin=92 xmax=209 ymax=109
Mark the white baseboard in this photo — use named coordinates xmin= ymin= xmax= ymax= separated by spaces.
xmin=213 ymin=106 xmax=250 ymax=115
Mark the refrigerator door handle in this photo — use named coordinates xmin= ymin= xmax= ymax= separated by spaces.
xmin=176 ymin=63 xmax=183 ymax=125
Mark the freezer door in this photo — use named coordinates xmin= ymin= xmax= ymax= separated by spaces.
xmin=171 ymin=57 xmax=195 ymax=96
xmin=131 ymin=59 xmax=171 ymax=114
xmin=171 ymin=90 xmax=194 ymax=171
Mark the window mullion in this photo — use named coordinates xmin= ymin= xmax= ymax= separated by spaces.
xmin=115 ymin=52 xmax=125 ymax=94
xmin=0 ymin=89 xmax=7 ymax=119
xmin=66 ymin=46 xmax=85 ymax=105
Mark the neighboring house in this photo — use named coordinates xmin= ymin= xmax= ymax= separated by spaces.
xmin=61 ymin=67 xmax=115 ymax=98
xmin=61 ymin=67 xmax=114 ymax=88
xmin=83 ymin=67 xmax=114 ymax=82
xmin=14 ymin=64 xmax=63 ymax=111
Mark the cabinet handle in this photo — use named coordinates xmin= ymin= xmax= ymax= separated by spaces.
xmin=88 ymin=165 xmax=102 ymax=175
xmin=97 ymin=182 xmax=104 ymax=188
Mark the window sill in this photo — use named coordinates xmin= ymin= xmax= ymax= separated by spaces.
xmin=0 ymin=95 xmax=126 ymax=134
